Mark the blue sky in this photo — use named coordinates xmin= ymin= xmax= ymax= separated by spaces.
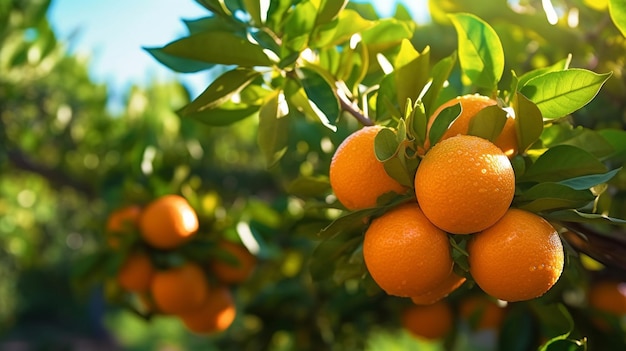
xmin=47 ymin=0 xmax=427 ymax=109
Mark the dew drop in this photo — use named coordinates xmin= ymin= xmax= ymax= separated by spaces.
xmin=481 ymin=169 xmax=487 ymax=174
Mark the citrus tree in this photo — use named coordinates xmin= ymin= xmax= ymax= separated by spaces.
xmin=4 ymin=0 xmax=626 ymax=350
xmin=141 ymin=0 xmax=626 ymax=349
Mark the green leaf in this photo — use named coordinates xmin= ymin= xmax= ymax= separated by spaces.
xmin=512 ymin=92 xmax=544 ymax=154
xmin=498 ymin=305 xmax=537 ymax=351
xmin=243 ymin=0 xmax=263 ymax=25
xmin=517 ymin=55 xmax=572 ymax=88
xmin=180 ymin=105 xmax=260 ymax=126
xmin=598 ymin=128 xmax=626 ymax=162
xmin=394 ymin=41 xmax=430 ymax=115
xmin=286 ymin=80 xmax=336 ymax=131
xmin=542 ymin=124 xmax=615 ymax=160
xmin=283 ymin=1 xmax=317 ymax=52
xmin=266 ymin=0 xmax=292 ymax=32
xmin=319 ymin=208 xmax=376 ymax=240
xmin=316 ymin=0 xmax=349 ymax=25
xmin=558 ymin=168 xmax=622 ymax=190
xmin=515 ymin=183 xmax=595 ymax=213
xmin=467 ymin=104 xmax=507 ymax=142
xmin=310 ymin=233 xmax=362 ymax=282
xmin=258 ymin=92 xmax=290 ymax=167
xmin=423 ymin=51 xmax=458 ymax=117
xmin=609 ymin=0 xmax=626 ymax=37
xmin=520 ymin=145 xmax=608 ymax=183
xmin=297 ymin=66 xmax=340 ymax=129
xmin=152 ymin=31 xmax=273 ymax=67
xmin=448 ymin=13 xmax=504 ymax=90
xmin=144 ymin=47 xmax=215 ymax=73
xmin=178 ymin=68 xmax=262 ymax=114
xmin=361 ymin=18 xmax=414 ymax=47
xmin=533 ymin=303 xmax=576 ymax=351
xmin=520 ymin=69 xmax=612 ymax=119
xmin=382 ymin=154 xmax=414 ymax=188
xmin=393 ymin=3 xmax=413 ymax=21
xmin=310 ymin=9 xmax=374 ymax=48
xmin=545 ymin=209 xmax=626 ymax=224
xmin=182 ymin=16 xmax=243 ymax=35
xmin=287 ymin=175 xmax=331 ymax=198
xmin=428 ymin=102 xmax=461 ymax=146
xmin=195 ymin=0 xmax=233 ymax=16
xmin=374 ymin=127 xmax=399 ymax=162
xmin=407 ymin=100 xmax=428 ymax=145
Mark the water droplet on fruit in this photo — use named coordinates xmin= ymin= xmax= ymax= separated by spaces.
xmin=481 ymin=169 xmax=487 ymax=174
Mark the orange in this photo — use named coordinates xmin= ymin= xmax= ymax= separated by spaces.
xmin=138 ymin=195 xmax=199 ymax=249
xmin=402 ymin=300 xmax=454 ymax=340
xmin=329 ymin=125 xmax=408 ymax=210
xmin=459 ymin=295 xmax=506 ymax=331
xmin=410 ymin=271 xmax=466 ymax=305
xmin=117 ymin=251 xmax=154 ymax=293
xmin=363 ymin=202 xmax=453 ymax=297
xmin=414 ymin=135 xmax=515 ymax=234
xmin=589 ymin=280 xmax=626 ymax=315
xmin=210 ymin=240 xmax=257 ymax=285
xmin=150 ymin=262 xmax=209 ymax=314
xmin=425 ymin=94 xmax=518 ymax=158
xmin=468 ymin=209 xmax=564 ymax=302
xmin=179 ymin=286 xmax=236 ymax=335
xmin=106 ymin=205 xmax=142 ymax=248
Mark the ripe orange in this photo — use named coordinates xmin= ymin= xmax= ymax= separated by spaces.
xmin=329 ymin=125 xmax=408 ymax=210
xmin=179 ymin=286 xmax=236 ymax=335
xmin=425 ymin=94 xmax=517 ymax=158
xmin=210 ymin=240 xmax=257 ymax=285
xmin=138 ymin=195 xmax=199 ymax=250
xmin=410 ymin=271 xmax=466 ymax=305
xmin=363 ymin=202 xmax=453 ymax=297
xmin=402 ymin=300 xmax=454 ymax=340
xmin=414 ymin=135 xmax=515 ymax=234
xmin=468 ymin=208 xmax=564 ymax=302
xmin=589 ymin=280 xmax=626 ymax=315
xmin=117 ymin=251 xmax=154 ymax=293
xmin=106 ymin=205 xmax=142 ymax=248
xmin=150 ymin=262 xmax=209 ymax=314
xmin=458 ymin=295 xmax=506 ymax=331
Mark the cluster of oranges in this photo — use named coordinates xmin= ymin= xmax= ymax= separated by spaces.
xmin=400 ymin=279 xmax=626 ymax=342
xmin=401 ymin=293 xmax=507 ymax=341
xmin=329 ymin=94 xmax=565 ymax=305
xmin=105 ymin=194 xmax=256 ymax=335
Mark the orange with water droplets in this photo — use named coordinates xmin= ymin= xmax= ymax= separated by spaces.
xmin=425 ymin=94 xmax=518 ymax=158
xmin=468 ymin=209 xmax=564 ymax=302
xmin=415 ymin=135 xmax=515 ymax=234
xmin=363 ymin=202 xmax=453 ymax=297
xmin=330 ymin=126 xmax=408 ymax=210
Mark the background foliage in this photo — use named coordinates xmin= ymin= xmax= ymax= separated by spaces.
xmin=2 ymin=0 xmax=626 ymax=350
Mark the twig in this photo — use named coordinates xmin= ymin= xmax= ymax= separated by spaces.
xmin=336 ymin=87 xmax=374 ymax=126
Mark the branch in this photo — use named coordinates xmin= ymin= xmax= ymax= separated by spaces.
xmin=336 ymin=87 xmax=374 ymax=126
xmin=561 ymin=222 xmax=626 ymax=272
xmin=7 ymin=149 xmax=96 ymax=198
